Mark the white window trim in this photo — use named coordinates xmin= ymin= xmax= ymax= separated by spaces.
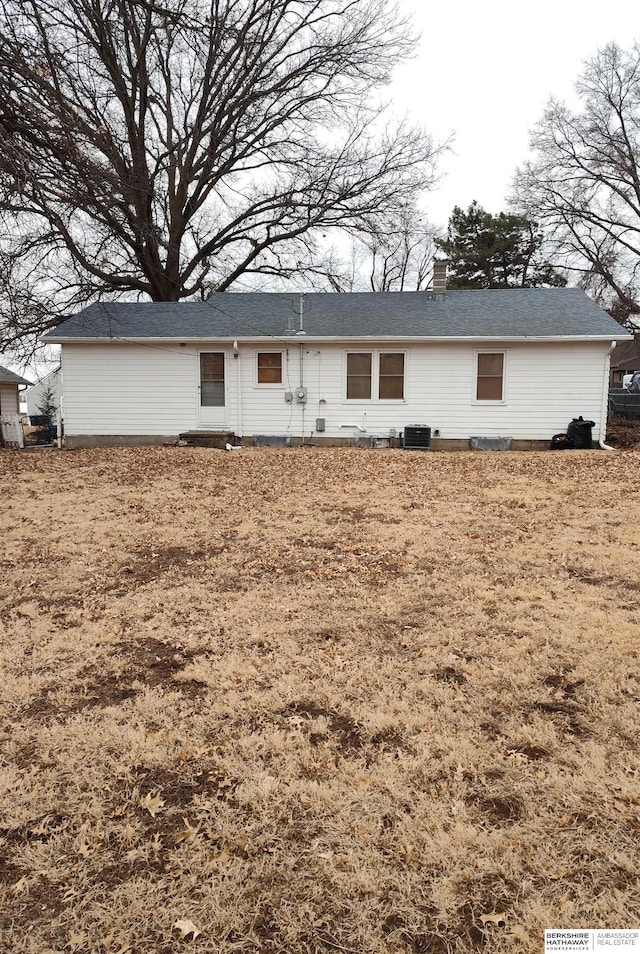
xmin=472 ymin=349 xmax=507 ymax=405
xmin=343 ymin=350 xmax=407 ymax=402
xmin=254 ymin=349 xmax=285 ymax=388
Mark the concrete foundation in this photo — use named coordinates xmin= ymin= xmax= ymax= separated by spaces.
xmin=252 ymin=435 xmax=293 ymax=447
xmin=430 ymin=437 xmax=550 ymax=451
xmin=64 ymin=435 xmax=178 ymax=448
xmin=64 ymin=433 xmax=554 ymax=451
xmin=510 ymin=439 xmax=552 ymax=451
xmin=247 ymin=435 xmax=356 ymax=447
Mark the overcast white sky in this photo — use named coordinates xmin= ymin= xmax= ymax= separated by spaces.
xmin=393 ymin=0 xmax=639 ymax=230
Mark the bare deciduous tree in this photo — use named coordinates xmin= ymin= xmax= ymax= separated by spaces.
xmin=0 ymin=0 xmax=440 ymax=356
xmin=362 ymin=210 xmax=434 ymax=292
xmin=304 ymin=207 xmax=435 ymax=292
xmin=512 ymin=42 xmax=640 ymax=323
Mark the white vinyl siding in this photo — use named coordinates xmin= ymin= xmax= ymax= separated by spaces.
xmin=0 ymin=384 xmax=19 ymax=416
xmin=25 ymin=369 xmax=62 ymax=419
xmin=60 ymin=339 xmax=610 ymax=441
xmin=61 ymin=343 xmax=236 ymax=436
xmin=238 ymin=340 xmax=609 ymax=440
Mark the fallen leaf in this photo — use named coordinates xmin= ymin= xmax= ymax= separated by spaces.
xmin=211 ymin=844 xmax=233 ymax=864
xmin=30 ymin=815 xmax=68 ymax=838
xmin=78 ymin=839 xmax=101 ymax=857
xmin=480 ymin=912 xmax=506 ymax=928
xmin=174 ymin=919 xmax=201 ymax=940
xmin=172 ymin=818 xmax=200 ymax=846
xmin=559 ymin=893 xmax=574 ymax=914
xmin=99 ymin=931 xmax=132 ymax=954
xmin=121 ymin=823 xmax=137 ymax=842
xmin=141 ymin=792 xmax=165 ymax=817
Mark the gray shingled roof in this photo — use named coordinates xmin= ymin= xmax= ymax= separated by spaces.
xmin=42 ymin=288 xmax=630 ymax=341
xmin=0 ymin=364 xmax=31 ymax=385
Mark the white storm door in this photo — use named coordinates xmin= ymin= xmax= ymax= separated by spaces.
xmin=198 ymin=351 xmax=227 ymax=426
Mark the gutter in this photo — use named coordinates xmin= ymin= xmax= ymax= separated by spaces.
xmin=599 ymin=341 xmax=617 ymax=451
xmin=43 ymin=334 xmax=634 ymax=345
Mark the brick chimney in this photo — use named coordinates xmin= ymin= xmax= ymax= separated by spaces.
xmin=432 ymin=258 xmax=449 ymax=295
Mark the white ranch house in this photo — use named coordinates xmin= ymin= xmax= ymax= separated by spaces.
xmin=43 ymin=287 xmax=631 ymax=450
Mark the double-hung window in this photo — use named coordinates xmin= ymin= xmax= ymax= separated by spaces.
xmin=346 ymin=353 xmax=373 ymax=399
xmin=256 ymin=352 xmax=283 ymax=385
xmin=475 ymin=351 xmax=505 ymax=401
xmin=346 ymin=351 xmax=405 ymax=401
xmin=378 ymin=353 xmax=405 ymax=399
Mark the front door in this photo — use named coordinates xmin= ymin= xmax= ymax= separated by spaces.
xmin=198 ymin=351 xmax=227 ymax=426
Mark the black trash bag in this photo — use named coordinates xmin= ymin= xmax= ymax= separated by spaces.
xmin=566 ymin=416 xmax=595 ymax=449
xmin=550 ymin=432 xmax=574 ymax=450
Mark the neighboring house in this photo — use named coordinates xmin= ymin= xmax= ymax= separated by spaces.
xmin=609 ymin=336 xmax=640 ymax=387
xmin=42 ymin=283 xmax=631 ymax=450
xmin=0 ymin=364 xmax=31 ymax=416
xmin=25 ymin=366 xmax=62 ymax=420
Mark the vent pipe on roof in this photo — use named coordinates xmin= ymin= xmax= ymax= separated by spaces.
xmin=432 ymin=259 xmax=449 ymax=295
xmin=295 ymin=294 xmax=306 ymax=335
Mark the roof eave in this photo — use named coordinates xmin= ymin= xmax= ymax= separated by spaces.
xmin=44 ymin=333 xmax=633 ymax=344
xmin=0 ymin=375 xmax=32 ymax=385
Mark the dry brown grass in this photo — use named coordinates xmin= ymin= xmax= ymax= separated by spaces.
xmin=1 ymin=445 xmax=639 ymax=954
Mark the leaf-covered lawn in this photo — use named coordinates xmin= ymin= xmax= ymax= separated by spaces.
xmin=1 ymin=446 xmax=639 ymax=953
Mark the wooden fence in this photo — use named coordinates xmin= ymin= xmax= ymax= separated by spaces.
xmin=0 ymin=414 xmax=25 ymax=448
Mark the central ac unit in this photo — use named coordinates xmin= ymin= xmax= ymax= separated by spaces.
xmin=403 ymin=425 xmax=431 ymax=450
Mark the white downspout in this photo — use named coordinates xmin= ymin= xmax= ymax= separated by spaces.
xmin=234 ymin=342 xmax=242 ymax=438
xmin=599 ymin=341 xmax=617 ymax=450
xmin=299 ymin=344 xmax=305 ymax=444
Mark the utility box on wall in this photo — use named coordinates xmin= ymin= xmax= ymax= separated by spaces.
xmin=315 ymin=418 xmax=326 ymax=432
